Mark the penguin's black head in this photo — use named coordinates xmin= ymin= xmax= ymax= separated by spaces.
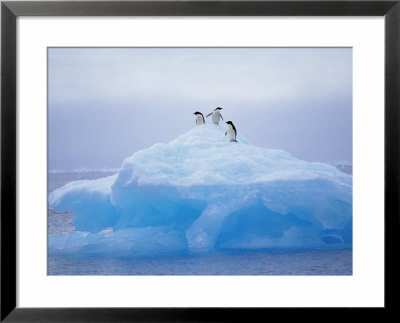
xmin=215 ymin=107 xmax=222 ymax=110
xmin=226 ymin=121 xmax=233 ymax=125
xmin=194 ymin=111 xmax=202 ymax=115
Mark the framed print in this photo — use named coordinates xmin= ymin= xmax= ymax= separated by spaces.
xmin=1 ymin=0 xmax=399 ymax=321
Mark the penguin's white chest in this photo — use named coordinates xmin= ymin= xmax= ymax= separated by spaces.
xmin=196 ymin=114 xmax=205 ymax=125
xmin=227 ymin=124 xmax=236 ymax=141
xmin=212 ymin=111 xmax=221 ymax=124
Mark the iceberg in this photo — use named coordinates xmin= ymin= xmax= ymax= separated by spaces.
xmin=49 ymin=125 xmax=352 ymax=256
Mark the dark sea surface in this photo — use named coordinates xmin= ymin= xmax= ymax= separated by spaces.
xmin=48 ymin=171 xmax=352 ymax=276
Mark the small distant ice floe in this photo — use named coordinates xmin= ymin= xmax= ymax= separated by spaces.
xmin=98 ymin=227 xmax=114 ymax=235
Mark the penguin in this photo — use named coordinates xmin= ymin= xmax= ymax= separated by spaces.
xmin=206 ymin=107 xmax=223 ymax=125
xmin=225 ymin=121 xmax=238 ymax=142
xmin=193 ymin=111 xmax=205 ymax=125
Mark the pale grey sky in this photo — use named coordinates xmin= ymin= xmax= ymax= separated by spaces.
xmin=48 ymin=47 xmax=352 ymax=171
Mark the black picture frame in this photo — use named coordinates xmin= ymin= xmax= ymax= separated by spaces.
xmin=1 ymin=0 xmax=399 ymax=321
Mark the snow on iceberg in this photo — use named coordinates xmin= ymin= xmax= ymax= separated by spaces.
xmin=49 ymin=125 xmax=352 ymax=256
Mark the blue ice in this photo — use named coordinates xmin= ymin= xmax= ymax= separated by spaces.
xmin=49 ymin=125 xmax=352 ymax=256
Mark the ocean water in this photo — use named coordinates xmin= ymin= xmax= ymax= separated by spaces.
xmin=48 ymin=171 xmax=352 ymax=276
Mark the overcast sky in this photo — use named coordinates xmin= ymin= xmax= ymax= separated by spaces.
xmin=48 ymin=47 xmax=352 ymax=171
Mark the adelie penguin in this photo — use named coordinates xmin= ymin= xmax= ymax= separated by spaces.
xmin=206 ymin=107 xmax=223 ymax=125
xmin=193 ymin=111 xmax=205 ymax=125
xmin=225 ymin=121 xmax=238 ymax=142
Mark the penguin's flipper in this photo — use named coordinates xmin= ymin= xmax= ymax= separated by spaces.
xmin=225 ymin=131 xmax=227 ymax=136
xmin=206 ymin=112 xmax=212 ymax=118
xmin=220 ymin=114 xmax=223 ymax=121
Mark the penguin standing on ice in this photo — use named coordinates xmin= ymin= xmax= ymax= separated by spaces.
xmin=193 ymin=111 xmax=205 ymax=125
xmin=225 ymin=121 xmax=238 ymax=142
xmin=206 ymin=107 xmax=224 ymax=125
